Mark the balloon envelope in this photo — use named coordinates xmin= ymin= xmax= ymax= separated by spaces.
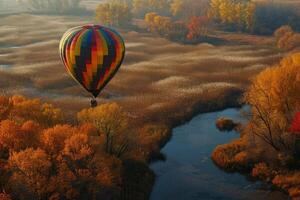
xmin=59 ymin=25 xmax=125 ymax=97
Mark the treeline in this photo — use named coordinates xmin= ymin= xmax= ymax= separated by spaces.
xmin=0 ymin=96 xmax=168 ymax=199
xmin=95 ymin=0 xmax=300 ymax=41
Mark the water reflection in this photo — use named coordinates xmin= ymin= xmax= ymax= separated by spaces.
xmin=150 ymin=107 xmax=289 ymax=200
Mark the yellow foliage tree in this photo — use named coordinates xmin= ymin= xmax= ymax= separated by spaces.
xmin=77 ymin=103 xmax=128 ymax=155
xmin=8 ymin=95 xmax=62 ymax=126
xmin=170 ymin=0 xmax=184 ymax=16
xmin=95 ymin=1 xmax=132 ymax=27
xmin=208 ymin=0 xmax=255 ymax=31
xmin=244 ymin=53 xmax=300 ymax=153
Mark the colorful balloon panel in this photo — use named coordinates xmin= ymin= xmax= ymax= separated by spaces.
xmin=59 ymin=25 xmax=125 ymax=97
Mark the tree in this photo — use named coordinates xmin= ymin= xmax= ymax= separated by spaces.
xmin=8 ymin=148 xmax=52 ymax=200
xmin=8 ymin=95 xmax=62 ymax=126
xmin=41 ymin=125 xmax=76 ymax=157
xmin=0 ymin=96 xmax=11 ymax=121
xmin=187 ymin=16 xmax=209 ymax=40
xmin=274 ymin=26 xmax=300 ymax=51
xmin=208 ymin=0 xmax=255 ymax=32
xmin=51 ymin=132 xmax=121 ymax=199
xmin=170 ymin=0 xmax=184 ymax=16
xmin=153 ymin=15 xmax=172 ymax=35
xmin=77 ymin=103 xmax=128 ymax=155
xmin=62 ymin=134 xmax=93 ymax=162
xmin=145 ymin=12 xmax=159 ymax=32
xmin=244 ymin=53 xmax=300 ymax=153
xmin=0 ymin=120 xmax=40 ymax=152
xmin=95 ymin=1 xmax=132 ymax=27
xmin=145 ymin=12 xmax=189 ymax=40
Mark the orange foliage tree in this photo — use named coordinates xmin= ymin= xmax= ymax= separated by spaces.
xmin=8 ymin=148 xmax=52 ymax=199
xmin=186 ymin=16 xmax=209 ymax=40
xmin=0 ymin=95 xmax=125 ymax=199
xmin=0 ymin=95 xmax=62 ymax=126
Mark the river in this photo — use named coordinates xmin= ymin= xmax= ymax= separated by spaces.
xmin=150 ymin=107 xmax=289 ymax=200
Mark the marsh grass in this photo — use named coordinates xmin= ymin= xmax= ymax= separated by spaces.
xmin=0 ymin=14 xmax=282 ymax=126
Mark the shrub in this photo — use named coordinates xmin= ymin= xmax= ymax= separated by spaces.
xmin=274 ymin=26 xmax=300 ymax=51
xmin=211 ymin=139 xmax=248 ymax=171
xmin=215 ymin=117 xmax=238 ymax=132
xmin=273 ymin=172 xmax=300 ymax=192
xmin=251 ymin=162 xmax=275 ymax=182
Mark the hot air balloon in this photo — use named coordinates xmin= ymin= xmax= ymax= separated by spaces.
xmin=59 ymin=24 xmax=125 ymax=107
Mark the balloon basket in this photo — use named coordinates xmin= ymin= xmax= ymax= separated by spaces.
xmin=90 ymin=98 xmax=98 ymax=108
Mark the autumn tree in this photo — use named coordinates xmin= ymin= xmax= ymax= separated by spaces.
xmin=95 ymin=1 xmax=132 ymax=27
xmin=208 ymin=0 xmax=255 ymax=31
xmin=8 ymin=148 xmax=52 ymax=200
xmin=274 ymin=25 xmax=300 ymax=51
xmin=50 ymin=130 xmax=121 ymax=199
xmin=153 ymin=15 xmax=173 ymax=35
xmin=0 ymin=120 xmax=41 ymax=152
xmin=0 ymin=96 xmax=11 ymax=121
xmin=8 ymin=95 xmax=62 ymax=126
xmin=170 ymin=0 xmax=184 ymax=16
xmin=41 ymin=125 xmax=77 ymax=157
xmin=0 ymin=95 xmax=124 ymax=199
xmin=187 ymin=16 xmax=209 ymax=40
xmin=171 ymin=0 xmax=209 ymax=20
xmin=244 ymin=53 xmax=300 ymax=154
xmin=145 ymin=12 xmax=159 ymax=32
xmin=77 ymin=103 xmax=129 ymax=156
xmin=145 ymin=12 xmax=188 ymax=40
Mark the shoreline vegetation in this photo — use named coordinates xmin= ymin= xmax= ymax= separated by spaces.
xmin=212 ymin=53 xmax=300 ymax=199
xmin=0 ymin=0 xmax=299 ymax=199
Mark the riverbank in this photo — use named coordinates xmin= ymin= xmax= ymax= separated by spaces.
xmin=211 ymin=134 xmax=298 ymax=199
xmin=122 ymin=88 xmax=243 ymax=200
xmin=150 ymin=106 xmax=288 ymax=200
xmin=211 ymin=53 xmax=300 ymax=200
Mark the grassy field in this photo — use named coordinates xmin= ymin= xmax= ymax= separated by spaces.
xmin=0 ymin=14 xmax=283 ymax=125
